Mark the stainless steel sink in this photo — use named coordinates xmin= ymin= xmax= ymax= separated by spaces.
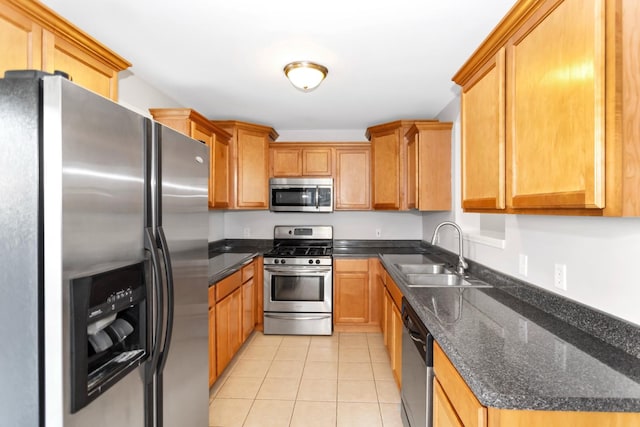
xmin=405 ymin=273 xmax=492 ymax=288
xmin=396 ymin=263 xmax=447 ymax=274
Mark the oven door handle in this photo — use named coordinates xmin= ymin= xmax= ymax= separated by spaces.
xmin=265 ymin=313 xmax=332 ymax=321
xmin=264 ymin=266 xmax=332 ymax=274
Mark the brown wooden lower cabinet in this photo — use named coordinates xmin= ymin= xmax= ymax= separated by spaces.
xmin=254 ymin=257 xmax=264 ymax=331
xmin=433 ymin=341 xmax=640 ymax=427
xmin=210 ymin=257 xmax=260 ymax=385
xmin=391 ymin=300 xmax=402 ymax=387
xmin=333 ymin=258 xmax=380 ymax=332
xmin=215 ymin=286 xmax=242 ymax=375
xmin=375 ymin=261 xmax=403 ymax=390
xmin=434 ymin=378 xmax=464 ymax=427
xmin=208 ymin=287 xmax=216 ymax=387
xmin=241 ymin=276 xmax=255 ymax=341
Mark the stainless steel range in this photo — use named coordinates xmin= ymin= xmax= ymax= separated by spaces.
xmin=263 ymin=226 xmax=333 ymax=335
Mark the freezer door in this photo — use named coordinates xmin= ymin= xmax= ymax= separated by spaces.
xmin=155 ymin=124 xmax=209 ymax=427
xmin=0 ymin=75 xmax=42 ymax=427
xmin=42 ymin=77 xmax=147 ymax=427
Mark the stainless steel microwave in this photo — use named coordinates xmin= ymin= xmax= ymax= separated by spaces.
xmin=269 ymin=178 xmax=333 ymax=212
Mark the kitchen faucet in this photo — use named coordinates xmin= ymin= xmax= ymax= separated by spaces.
xmin=430 ymin=221 xmax=468 ymax=275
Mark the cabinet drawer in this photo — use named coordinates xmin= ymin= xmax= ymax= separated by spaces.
xmin=215 ymin=270 xmax=242 ymax=302
xmin=241 ymin=260 xmax=255 ymax=282
xmin=335 ymin=258 xmax=369 ymax=272
xmin=208 ymin=286 xmax=215 ymax=309
xmin=434 ymin=342 xmax=487 ymax=427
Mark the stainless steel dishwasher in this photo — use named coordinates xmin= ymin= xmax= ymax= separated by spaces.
xmin=401 ymin=297 xmax=434 ymax=427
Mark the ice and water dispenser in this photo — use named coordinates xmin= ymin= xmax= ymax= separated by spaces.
xmin=70 ymin=262 xmax=148 ymax=412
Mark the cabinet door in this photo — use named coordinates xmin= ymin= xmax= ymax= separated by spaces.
xmin=0 ymin=3 xmax=42 ymax=73
xmin=191 ymin=123 xmax=215 ymax=208
xmin=209 ymin=287 xmax=216 ymax=387
xmin=461 ymin=48 xmax=506 ymax=210
xmin=407 ymin=135 xmax=418 ymax=209
xmin=303 ymin=148 xmax=332 ymax=176
xmin=371 ymin=129 xmax=400 ymax=209
xmin=434 ymin=342 xmax=487 ymax=427
xmin=381 ymin=277 xmax=389 ymax=347
xmin=212 ymin=136 xmax=231 ymax=208
xmin=391 ymin=301 xmax=402 ymax=388
xmin=229 ymin=288 xmax=242 ymax=354
xmin=271 ymin=147 xmax=302 ymax=176
xmin=385 ymin=289 xmax=394 ymax=359
xmin=208 ymin=305 xmax=216 ymax=387
xmin=506 ymin=0 xmax=605 ymax=210
xmin=215 ymin=293 xmax=231 ymax=374
xmin=242 ymin=278 xmax=255 ymax=342
xmin=335 ymin=148 xmax=371 ymax=210
xmin=334 ymin=272 xmax=369 ymax=324
xmin=236 ymin=128 xmax=269 ymax=208
xmin=254 ymin=257 xmax=264 ymax=331
xmin=434 ymin=379 xmax=464 ymax=427
xmin=42 ymin=29 xmax=118 ymax=100
xmin=216 ymin=287 xmax=242 ymax=374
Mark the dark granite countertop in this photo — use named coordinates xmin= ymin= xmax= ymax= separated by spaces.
xmin=207 ymin=238 xmax=640 ymax=412
xmin=208 ymin=252 xmax=258 ymax=285
xmin=380 ymin=253 xmax=640 ymax=412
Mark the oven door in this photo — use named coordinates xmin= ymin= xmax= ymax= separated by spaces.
xmin=264 ymin=265 xmax=332 ymax=313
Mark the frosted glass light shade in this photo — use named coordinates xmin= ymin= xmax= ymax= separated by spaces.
xmin=284 ymin=61 xmax=328 ymax=92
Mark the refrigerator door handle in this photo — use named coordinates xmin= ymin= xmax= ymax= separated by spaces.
xmin=156 ymin=226 xmax=175 ymax=374
xmin=144 ymin=227 xmax=164 ymax=383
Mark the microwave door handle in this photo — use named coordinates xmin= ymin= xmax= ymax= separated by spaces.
xmin=315 ymin=186 xmax=319 ymax=209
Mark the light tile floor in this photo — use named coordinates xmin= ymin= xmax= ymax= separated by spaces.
xmin=209 ymin=332 xmax=403 ymax=427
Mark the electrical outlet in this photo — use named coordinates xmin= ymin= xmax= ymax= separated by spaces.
xmin=518 ymin=254 xmax=528 ymax=277
xmin=375 ymin=229 xmax=381 ymax=238
xmin=243 ymin=227 xmax=251 ymax=238
xmin=554 ymin=263 xmax=567 ymax=290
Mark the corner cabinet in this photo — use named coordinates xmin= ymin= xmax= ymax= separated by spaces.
xmin=366 ymin=120 xmax=440 ymax=210
xmin=405 ymin=122 xmax=453 ymax=211
xmin=0 ymin=0 xmax=130 ymax=100
xmin=149 ymin=109 xmax=232 ymax=209
xmin=212 ymin=121 xmax=278 ymax=209
xmin=453 ymin=0 xmax=640 ymax=216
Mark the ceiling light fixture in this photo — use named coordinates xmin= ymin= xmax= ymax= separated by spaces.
xmin=283 ymin=61 xmax=328 ymax=92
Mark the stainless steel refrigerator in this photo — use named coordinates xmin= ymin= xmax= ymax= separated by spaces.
xmin=0 ymin=72 xmax=209 ymax=426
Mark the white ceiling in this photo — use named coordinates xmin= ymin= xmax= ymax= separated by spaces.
xmin=42 ymin=0 xmax=516 ymax=131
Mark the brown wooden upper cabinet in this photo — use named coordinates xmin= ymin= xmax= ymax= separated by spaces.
xmin=405 ymin=122 xmax=453 ymax=211
xmin=269 ymin=142 xmax=372 ymax=210
xmin=366 ymin=120 xmax=439 ymax=210
xmin=149 ymin=109 xmax=232 ymax=209
xmin=0 ymin=0 xmax=130 ymax=100
xmin=453 ymin=0 xmax=640 ymax=216
xmin=212 ymin=121 xmax=278 ymax=209
xmin=335 ymin=145 xmax=371 ymax=210
xmin=270 ymin=144 xmax=333 ymax=177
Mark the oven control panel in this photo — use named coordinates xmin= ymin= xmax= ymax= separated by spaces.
xmin=264 ymin=257 xmax=332 ymax=266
